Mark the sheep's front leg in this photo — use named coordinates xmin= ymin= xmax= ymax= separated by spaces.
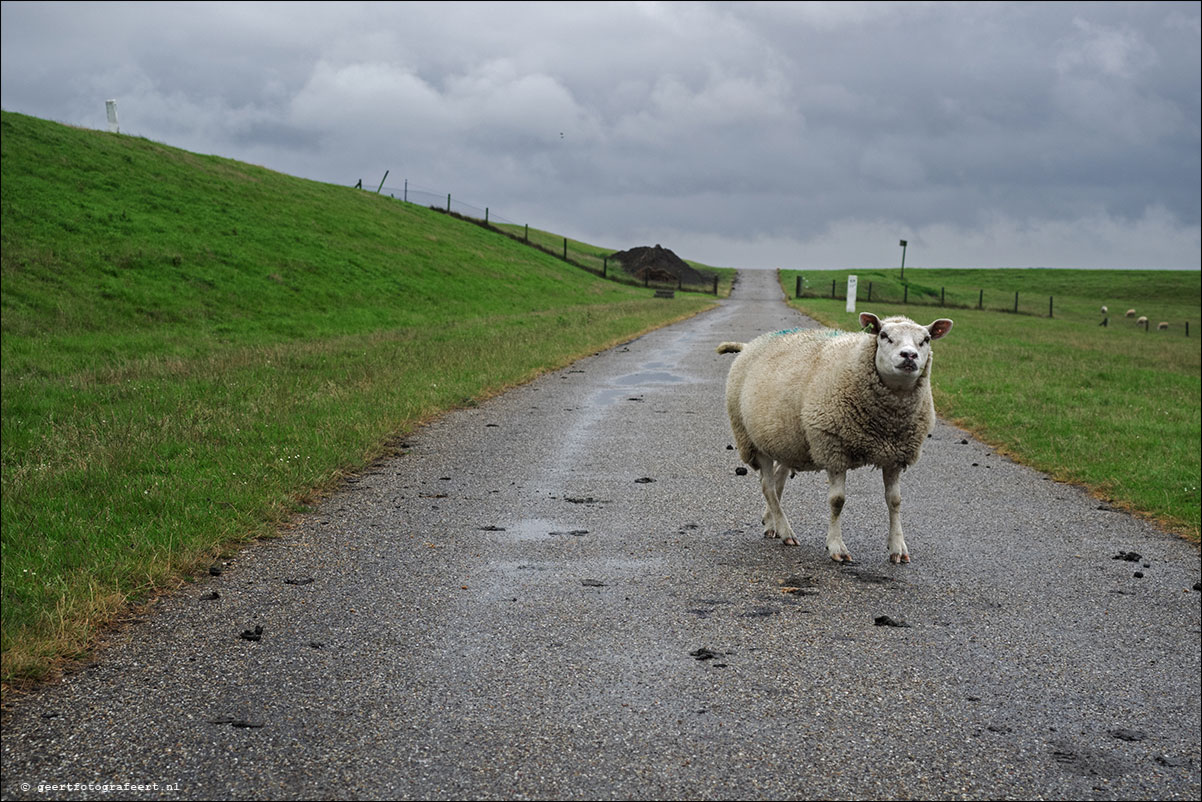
xmin=825 ymin=469 xmax=851 ymax=562
xmin=883 ymin=466 xmax=910 ymax=563
xmin=757 ymin=456 xmax=797 ymax=545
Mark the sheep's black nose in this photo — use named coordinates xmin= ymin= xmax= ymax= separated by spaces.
xmin=900 ymin=350 xmax=918 ymax=361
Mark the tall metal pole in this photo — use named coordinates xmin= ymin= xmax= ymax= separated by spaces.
xmin=899 ymin=239 xmax=908 ymax=279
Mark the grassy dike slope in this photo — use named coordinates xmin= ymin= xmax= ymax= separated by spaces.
xmin=0 ymin=111 xmax=716 ymax=683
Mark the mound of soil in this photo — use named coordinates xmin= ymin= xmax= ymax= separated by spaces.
xmin=610 ymin=244 xmax=705 ymax=285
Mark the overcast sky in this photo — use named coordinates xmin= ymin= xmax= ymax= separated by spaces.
xmin=3 ymin=1 xmax=1199 ymax=270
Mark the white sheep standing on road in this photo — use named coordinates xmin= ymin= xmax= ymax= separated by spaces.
xmin=718 ymin=313 xmax=953 ymax=563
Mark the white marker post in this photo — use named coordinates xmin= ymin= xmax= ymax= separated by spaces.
xmin=846 ymin=274 xmax=858 ymax=313
xmin=105 ymin=100 xmax=119 ymax=133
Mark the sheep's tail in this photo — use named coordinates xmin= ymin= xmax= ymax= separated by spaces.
xmin=716 ymin=342 xmax=744 ymax=354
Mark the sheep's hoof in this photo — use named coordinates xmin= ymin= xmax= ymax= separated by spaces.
xmin=782 ymin=537 xmax=800 ymax=547
xmin=829 ymin=553 xmax=853 ymax=563
xmin=890 ymin=552 xmax=911 ymax=564
xmin=763 ymin=529 xmax=780 ymax=540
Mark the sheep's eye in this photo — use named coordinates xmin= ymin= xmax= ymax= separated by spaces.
xmin=879 ymin=332 xmax=891 ymax=342
xmin=922 ymin=336 xmax=930 ymax=345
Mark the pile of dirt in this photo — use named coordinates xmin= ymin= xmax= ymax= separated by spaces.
xmin=609 ymin=244 xmax=705 ymax=285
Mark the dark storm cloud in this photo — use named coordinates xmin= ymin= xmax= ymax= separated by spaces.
xmin=2 ymin=1 xmax=1198 ymax=268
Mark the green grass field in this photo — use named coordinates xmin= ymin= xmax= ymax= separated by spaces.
xmin=0 ymin=111 xmax=717 ymax=684
xmin=780 ymin=268 xmax=1201 ymax=541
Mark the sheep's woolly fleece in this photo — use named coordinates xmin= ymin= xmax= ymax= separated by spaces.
xmin=723 ymin=323 xmax=936 ymax=475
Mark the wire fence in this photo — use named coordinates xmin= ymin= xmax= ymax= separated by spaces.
xmin=792 ymin=274 xmax=1058 ymax=317
xmin=789 ymin=274 xmax=1191 ymax=335
xmin=364 ymin=179 xmax=720 ymax=295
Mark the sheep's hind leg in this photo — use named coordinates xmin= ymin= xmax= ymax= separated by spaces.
xmin=883 ymin=466 xmax=910 ymax=563
xmin=825 ymin=469 xmax=852 ymax=562
xmin=757 ymin=456 xmax=797 ymax=545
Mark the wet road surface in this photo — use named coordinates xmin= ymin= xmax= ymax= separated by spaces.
xmin=3 ymin=269 xmax=1199 ymax=800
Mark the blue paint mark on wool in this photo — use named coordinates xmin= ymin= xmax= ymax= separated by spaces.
xmin=769 ymin=327 xmax=842 ymax=338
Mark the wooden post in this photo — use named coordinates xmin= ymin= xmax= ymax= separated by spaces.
xmin=485 ymin=208 xmax=489 ymax=224
xmin=904 ymin=285 xmax=909 ymax=304
xmin=447 ymin=194 xmax=451 ymax=211
xmin=1014 ymin=292 xmax=1019 ymax=313
xmin=867 ymin=281 xmax=872 ymax=301
xmin=941 ymin=287 xmax=945 ymax=306
xmin=831 ymin=279 xmax=836 ymax=299
xmin=603 ymin=257 xmax=607 ymax=278
xmin=1049 ymin=296 xmax=1053 ymax=318
xmin=563 ymin=237 xmax=567 ymax=260
xmin=376 ymin=170 xmax=388 ymax=193
xmin=404 ymin=179 xmax=408 ymax=202
xmin=978 ymin=289 xmax=983 ymax=309
xmin=796 ymin=276 xmax=802 ymax=298
xmin=524 ymin=224 xmax=528 ymax=242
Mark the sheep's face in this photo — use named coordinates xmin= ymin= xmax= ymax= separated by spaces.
xmin=860 ymin=313 xmax=953 ymax=390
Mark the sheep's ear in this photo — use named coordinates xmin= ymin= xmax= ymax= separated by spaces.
xmin=860 ymin=312 xmax=881 ymax=334
xmin=928 ymin=319 xmax=953 ymax=340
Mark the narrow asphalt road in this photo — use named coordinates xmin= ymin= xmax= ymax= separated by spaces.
xmin=3 ymin=269 xmax=1199 ymax=801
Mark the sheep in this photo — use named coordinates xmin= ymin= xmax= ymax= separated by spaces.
xmin=1137 ymin=315 xmax=1149 ymax=327
xmin=1126 ymin=309 xmax=1137 ymax=318
xmin=718 ymin=312 xmax=952 ymax=564
xmin=1158 ymin=322 xmax=1169 ymax=331
xmin=1101 ymin=305 xmax=1108 ymax=315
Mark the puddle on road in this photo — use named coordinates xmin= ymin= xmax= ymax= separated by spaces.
xmin=614 ymin=371 xmax=686 ymax=386
xmin=483 ymin=518 xmax=567 ymax=542
xmin=590 ymin=370 xmax=688 ymax=407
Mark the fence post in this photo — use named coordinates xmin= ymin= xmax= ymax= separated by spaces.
xmin=831 ymin=279 xmax=836 ymax=299
xmin=868 ymin=281 xmax=873 ymax=301
xmin=404 ymin=179 xmax=407 ymax=202
xmin=713 ymin=275 xmax=718 ymax=295
xmin=376 ymin=170 xmax=388 ymax=194
xmin=941 ymin=287 xmax=945 ymax=306
xmin=796 ymin=276 xmax=802 ymax=298
xmin=1014 ymin=292 xmax=1019 ymax=314
xmin=524 ymin=224 xmax=528 ymax=242
xmin=603 ymin=257 xmax=607 ymax=278
xmin=978 ymin=289 xmax=983 ymax=309
xmin=485 ymin=208 xmax=489 ymax=224
xmin=1049 ymin=296 xmax=1053 ymax=318
xmin=563 ymin=237 xmax=567 ymax=260
xmin=447 ymin=194 xmax=451 ymax=212
xmin=904 ymin=285 xmax=909 ymax=304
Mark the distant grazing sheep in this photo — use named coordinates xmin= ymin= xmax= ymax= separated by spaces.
xmin=1126 ymin=309 xmax=1137 ymax=318
xmin=1101 ymin=305 xmax=1108 ymax=315
xmin=718 ymin=313 xmax=953 ymax=564
xmin=1158 ymin=322 xmax=1169 ymax=331
xmin=1137 ymin=316 xmax=1148 ymax=327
